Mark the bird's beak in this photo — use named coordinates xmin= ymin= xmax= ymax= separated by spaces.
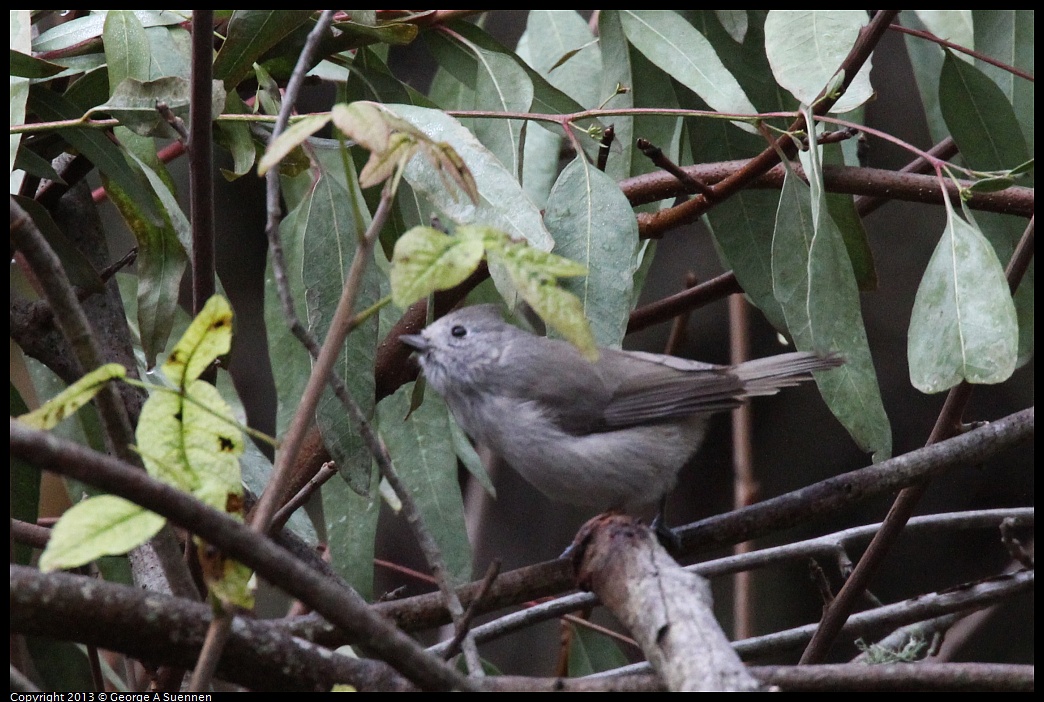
xmin=399 ymin=333 xmax=428 ymax=352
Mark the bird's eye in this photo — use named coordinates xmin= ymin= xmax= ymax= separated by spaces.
xmin=451 ymin=325 xmax=467 ymax=338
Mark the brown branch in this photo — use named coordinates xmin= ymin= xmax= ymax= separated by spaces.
xmin=10 ymin=198 xmax=134 ymax=463
xmin=636 ymin=138 xmax=716 ymax=200
xmin=622 ymin=161 xmax=1033 ymax=231
xmin=854 ymin=137 xmax=959 ymax=215
xmin=751 ymin=662 xmax=1034 ymax=692
xmin=440 ymin=559 xmax=502 ymax=661
xmin=627 ymin=271 xmax=742 ymax=334
xmin=10 ymin=420 xmax=474 ymax=692
xmin=572 ymin=514 xmax=759 ymax=691
xmin=10 ymin=565 xmax=416 ymax=692
xmin=474 ymin=662 xmax=1033 ymax=692
xmin=188 ymin=9 xmax=216 ymax=321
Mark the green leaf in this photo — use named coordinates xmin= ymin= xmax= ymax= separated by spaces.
xmin=38 ymin=495 xmax=166 ymax=571
xmin=215 ymin=91 xmax=258 ymax=179
xmin=332 ymin=16 xmax=419 ymax=47
xmin=17 ymin=363 xmax=126 ymax=430
xmin=143 ymin=24 xmax=193 ymax=81
xmin=447 ymin=410 xmax=494 ymax=497
xmin=520 ymin=11 xmax=603 ymax=111
xmin=516 ymin=11 xmax=604 ymax=205
xmin=390 ymin=226 xmax=486 ymax=308
xmin=972 ymin=10 xmax=1034 ymax=154
xmin=486 ymin=237 xmax=597 ymax=361
xmin=819 ymin=144 xmax=878 ymax=290
xmin=715 ymin=10 xmax=750 ymax=43
xmin=296 ymin=165 xmax=381 ymax=494
xmin=908 ymin=196 xmax=1018 ymax=393
xmin=377 ymin=382 xmax=472 ymax=585
xmin=387 ymin=104 xmax=554 ymax=250
xmin=432 ymin=21 xmax=601 ymax=129
xmin=32 ymin=10 xmax=184 ymax=54
xmin=258 ymin=113 xmax=332 ymax=176
xmin=764 ymin=10 xmax=873 ymax=112
xmin=103 ymin=173 xmax=188 ymax=370
xmin=968 ymin=175 xmax=1017 ymax=193
xmin=939 ymin=50 xmax=1030 ymax=172
xmin=197 ymin=539 xmax=254 ymax=609
xmin=899 ymin=12 xmax=949 ymax=144
xmin=9 ymin=49 xmax=66 ymax=79
xmin=136 ymin=379 xmax=244 ymax=506
xmin=10 ymin=11 xmax=31 ymax=193
xmin=545 ymin=158 xmax=639 ymax=348
xmin=163 ymin=295 xmax=234 ymax=388
xmin=568 ymin=624 xmax=630 ymax=676
xmin=620 ymin=10 xmax=758 ymax=130
xmin=103 ymin=10 xmax=151 ymax=91
xmin=94 ymin=76 xmax=226 ymax=139
xmin=772 ymin=122 xmax=891 ymax=461
xmin=595 ymin=11 xmax=638 ymax=184
xmin=469 ymin=44 xmax=533 ymax=176
xmin=213 ymin=10 xmax=315 ymax=89
xmin=346 ymin=46 xmax=438 ymax=107
xmin=321 ymin=472 xmax=380 ymax=599
xmin=117 ymin=151 xmax=192 ymax=367
xmin=28 ymin=86 xmax=164 ymax=228
xmin=332 ymin=101 xmax=425 ymax=189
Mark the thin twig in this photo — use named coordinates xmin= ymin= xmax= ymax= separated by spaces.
xmin=749 ymin=662 xmax=1034 ymax=692
xmin=855 ymin=137 xmax=959 ymax=215
xmin=187 ymin=609 xmax=232 ymax=692
xmin=250 ymin=5 xmax=335 ymax=527
xmin=663 ymin=272 xmax=698 ymax=355
xmin=440 ymin=559 xmax=501 ymax=661
xmin=736 ymin=570 xmax=1034 ymax=660
xmin=627 ymin=271 xmax=742 ymax=333
xmin=272 ymin=462 xmax=338 ymax=533
xmin=889 ymin=23 xmax=1036 ymax=83
xmin=184 ymin=11 xmax=221 ymax=686
xmin=156 ymin=102 xmax=189 ymax=144
xmin=9 ymin=199 xmax=134 ymax=463
xmin=637 ymin=138 xmax=715 ymax=199
xmin=728 ymin=293 xmax=754 ymax=640
xmin=249 ymin=11 xmax=484 ymax=675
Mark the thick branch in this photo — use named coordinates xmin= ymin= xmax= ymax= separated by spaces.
xmin=621 ymin=162 xmax=1033 ymax=235
xmin=10 ymin=565 xmax=415 ymax=692
xmin=572 ymin=514 xmax=759 ymax=691
xmin=9 ymin=420 xmax=473 ymax=692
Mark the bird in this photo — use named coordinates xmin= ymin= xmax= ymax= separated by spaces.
xmin=400 ymin=304 xmax=841 ymax=519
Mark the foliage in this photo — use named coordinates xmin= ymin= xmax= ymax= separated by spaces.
xmin=10 ymin=9 xmax=1033 ymax=692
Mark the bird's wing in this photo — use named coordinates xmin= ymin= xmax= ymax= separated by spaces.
xmin=599 ymin=350 xmax=839 ymax=429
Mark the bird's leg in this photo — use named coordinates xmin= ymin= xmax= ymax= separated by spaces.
xmin=650 ymin=496 xmax=681 ymax=552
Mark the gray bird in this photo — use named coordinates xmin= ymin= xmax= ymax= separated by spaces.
xmin=401 ymin=304 xmax=841 ymax=515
